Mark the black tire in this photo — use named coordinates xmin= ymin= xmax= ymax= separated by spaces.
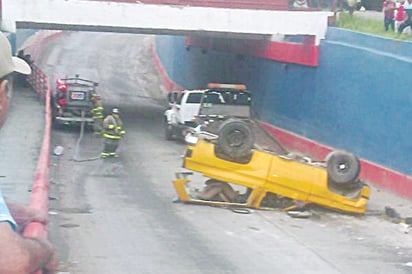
xmin=50 ymin=105 xmax=60 ymax=129
xmin=164 ymin=120 xmax=174 ymax=140
xmin=325 ymin=150 xmax=360 ymax=185
xmin=51 ymin=118 xmax=62 ymax=130
xmin=217 ymin=119 xmax=254 ymax=159
xmin=51 ymin=118 xmax=59 ymax=129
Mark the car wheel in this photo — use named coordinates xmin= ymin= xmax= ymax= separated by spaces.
xmin=164 ymin=120 xmax=174 ymax=140
xmin=51 ymin=106 xmax=60 ymax=129
xmin=51 ymin=119 xmax=60 ymax=129
xmin=217 ymin=119 xmax=254 ymax=159
xmin=325 ymin=150 xmax=361 ymax=185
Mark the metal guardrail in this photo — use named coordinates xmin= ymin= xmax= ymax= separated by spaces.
xmin=26 ymin=64 xmax=49 ymax=99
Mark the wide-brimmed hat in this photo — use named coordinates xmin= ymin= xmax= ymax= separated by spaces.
xmin=0 ymin=32 xmax=31 ymax=78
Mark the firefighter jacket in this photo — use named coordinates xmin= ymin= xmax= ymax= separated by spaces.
xmin=91 ymin=101 xmax=104 ymax=120
xmin=103 ymin=114 xmax=126 ymax=140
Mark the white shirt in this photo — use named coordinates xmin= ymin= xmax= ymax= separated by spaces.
xmin=404 ymin=0 xmax=412 ymax=9
xmin=0 ymin=190 xmax=16 ymax=230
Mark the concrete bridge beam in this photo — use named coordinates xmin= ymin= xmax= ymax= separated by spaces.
xmin=2 ymin=0 xmax=332 ymax=44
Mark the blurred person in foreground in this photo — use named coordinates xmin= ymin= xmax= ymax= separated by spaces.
xmin=383 ymin=0 xmax=396 ymax=31
xmin=395 ymin=0 xmax=406 ymax=33
xmin=398 ymin=0 xmax=412 ymax=33
xmin=0 ymin=31 xmax=58 ymax=274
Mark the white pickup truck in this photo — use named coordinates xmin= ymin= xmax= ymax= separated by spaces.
xmin=163 ymin=89 xmax=205 ymax=140
xmin=163 ymin=83 xmax=254 ymax=141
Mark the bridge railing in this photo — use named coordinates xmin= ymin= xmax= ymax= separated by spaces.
xmin=19 ymin=31 xmax=53 ymax=274
xmin=26 ymin=64 xmax=49 ymax=99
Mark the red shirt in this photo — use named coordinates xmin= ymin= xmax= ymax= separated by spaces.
xmin=396 ymin=5 xmax=405 ymax=21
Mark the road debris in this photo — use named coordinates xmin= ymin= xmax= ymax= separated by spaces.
xmin=383 ymin=206 xmax=412 ymax=234
xmin=287 ymin=210 xmax=312 ymax=218
xmin=53 ymin=145 xmax=64 ymax=156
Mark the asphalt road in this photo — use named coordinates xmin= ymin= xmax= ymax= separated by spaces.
xmin=7 ymin=31 xmax=412 ymax=273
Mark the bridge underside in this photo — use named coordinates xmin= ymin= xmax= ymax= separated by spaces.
xmin=17 ymin=21 xmax=320 ymax=67
xmin=4 ymin=0 xmax=332 ymax=66
xmin=185 ymin=35 xmax=319 ymax=66
xmin=16 ymin=22 xmax=270 ymax=40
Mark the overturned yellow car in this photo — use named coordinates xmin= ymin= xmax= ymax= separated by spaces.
xmin=174 ymin=119 xmax=370 ymax=214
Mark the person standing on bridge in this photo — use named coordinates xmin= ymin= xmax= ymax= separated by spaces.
xmin=101 ymin=107 xmax=126 ymax=158
xmin=0 ymin=31 xmax=58 ymax=274
xmin=398 ymin=0 xmax=412 ymax=33
xmin=383 ymin=0 xmax=396 ymax=31
xmin=395 ymin=0 xmax=406 ymax=33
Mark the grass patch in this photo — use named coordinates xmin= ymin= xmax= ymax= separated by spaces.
xmin=336 ymin=12 xmax=411 ymax=41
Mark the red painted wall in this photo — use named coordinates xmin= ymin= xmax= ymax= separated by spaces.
xmin=185 ymin=36 xmax=319 ymax=67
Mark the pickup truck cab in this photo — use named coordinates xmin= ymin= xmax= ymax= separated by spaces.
xmin=164 ymin=83 xmax=252 ymax=141
xmin=195 ymin=83 xmax=252 ymax=134
xmin=164 ymin=89 xmax=204 ymax=140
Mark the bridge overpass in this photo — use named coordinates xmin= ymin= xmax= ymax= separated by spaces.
xmin=2 ymin=0 xmax=332 ymax=42
xmin=1 ymin=0 xmax=333 ymax=66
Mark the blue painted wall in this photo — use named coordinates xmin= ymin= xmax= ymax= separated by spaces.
xmin=5 ymin=30 xmax=36 ymax=54
xmin=16 ymin=29 xmax=37 ymax=50
xmin=155 ymin=27 xmax=412 ymax=175
xmin=4 ymin=32 xmax=16 ymax=54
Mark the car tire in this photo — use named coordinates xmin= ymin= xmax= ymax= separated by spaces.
xmin=164 ymin=120 xmax=174 ymax=140
xmin=51 ymin=119 xmax=60 ymax=129
xmin=50 ymin=105 xmax=60 ymax=130
xmin=217 ymin=119 xmax=255 ymax=159
xmin=325 ymin=150 xmax=361 ymax=185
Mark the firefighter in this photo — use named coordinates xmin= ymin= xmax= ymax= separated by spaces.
xmin=101 ymin=108 xmax=126 ymax=158
xmin=90 ymin=94 xmax=104 ymax=135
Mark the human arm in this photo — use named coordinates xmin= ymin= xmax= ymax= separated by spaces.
xmin=0 ymin=223 xmax=58 ymax=274
xmin=5 ymin=200 xmax=47 ymax=234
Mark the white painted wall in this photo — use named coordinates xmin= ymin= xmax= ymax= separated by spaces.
xmin=2 ymin=0 xmax=332 ymax=44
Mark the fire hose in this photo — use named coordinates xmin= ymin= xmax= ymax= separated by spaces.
xmin=72 ymin=110 xmax=101 ymax=162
